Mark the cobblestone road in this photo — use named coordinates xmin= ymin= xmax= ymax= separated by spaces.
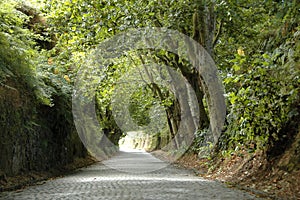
xmin=0 ymin=149 xmax=263 ymax=200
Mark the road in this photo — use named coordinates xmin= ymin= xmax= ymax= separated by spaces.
xmin=0 ymin=149 xmax=262 ymax=200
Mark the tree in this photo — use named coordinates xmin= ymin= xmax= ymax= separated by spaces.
xmin=43 ymin=0 xmax=220 ymax=149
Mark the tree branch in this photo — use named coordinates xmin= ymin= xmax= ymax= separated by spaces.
xmin=213 ymin=19 xmax=223 ymax=48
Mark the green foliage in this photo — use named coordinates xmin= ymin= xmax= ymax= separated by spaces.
xmin=128 ymin=87 xmax=153 ymax=127
xmin=41 ymin=0 xmax=206 ymax=146
xmin=39 ymin=0 xmax=300 ymax=156
xmin=0 ymin=0 xmax=34 ymax=84
xmin=92 ymin=52 xmax=172 ymax=140
xmin=220 ymin=1 xmax=300 ymax=151
xmin=0 ymin=0 xmax=73 ymax=106
xmin=190 ymin=128 xmax=210 ymax=152
xmin=42 ymin=0 xmax=196 ymax=73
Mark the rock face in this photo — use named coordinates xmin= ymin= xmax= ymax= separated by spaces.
xmin=0 ymin=80 xmax=87 ymax=177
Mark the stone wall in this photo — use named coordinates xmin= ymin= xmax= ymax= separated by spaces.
xmin=0 ymin=80 xmax=87 ymax=176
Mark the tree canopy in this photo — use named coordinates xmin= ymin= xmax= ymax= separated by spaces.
xmin=1 ymin=0 xmax=299 ymax=161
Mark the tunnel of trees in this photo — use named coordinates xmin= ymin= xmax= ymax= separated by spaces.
xmin=0 ymin=0 xmax=299 ymax=197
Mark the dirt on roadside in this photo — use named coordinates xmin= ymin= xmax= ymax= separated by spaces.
xmin=151 ymin=149 xmax=299 ymax=200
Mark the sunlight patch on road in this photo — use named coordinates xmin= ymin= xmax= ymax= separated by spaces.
xmin=119 ymin=146 xmax=146 ymax=153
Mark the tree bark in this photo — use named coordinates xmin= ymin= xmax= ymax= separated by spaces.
xmin=193 ymin=0 xmax=216 ymax=58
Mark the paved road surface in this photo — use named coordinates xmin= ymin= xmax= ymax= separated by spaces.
xmin=0 ymin=149 xmax=262 ymax=200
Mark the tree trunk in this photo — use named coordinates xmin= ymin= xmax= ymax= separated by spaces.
xmin=193 ymin=0 xmax=216 ymax=58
